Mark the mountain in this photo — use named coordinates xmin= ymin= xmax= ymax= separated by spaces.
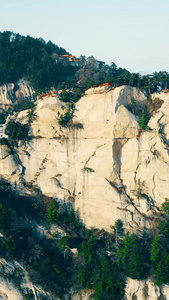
xmin=1 ymin=31 xmax=169 ymax=299
xmin=0 ymin=83 xmax=169 ymax=299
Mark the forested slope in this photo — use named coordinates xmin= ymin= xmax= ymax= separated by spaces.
xmin=1 ymin=31 xmax=169 ymax=94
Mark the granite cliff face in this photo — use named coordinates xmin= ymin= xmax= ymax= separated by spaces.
xmin=0 ymin=85 xmax=148 ymax=231
xmin=126 ymin=278 xmax=169 ymax=300
xmin=0 ymin=84 xmax=167 ymax=230
xmin=1 ymin=84 xmax=169 ymax=299
xmin=0 ymin=80 xmax=33 ymax=110
xmin=0 ymin=259 xmax=56 ymax=300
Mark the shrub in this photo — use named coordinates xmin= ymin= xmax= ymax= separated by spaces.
xmin=115 ymin=219 xmax=124 ymax=237
xmin=131 ymin=98 xmax=136 ymax=106
xmin=58 ymin=236 xmax=71 ymax=251
xmin=139 ymin=112 xmax=148 ymax=130
xmin=83 ymin=167 xmax=94 ymax=173
xmin=59 ymin=107 xmax=73 ymax=126
xmin=5 ymin=120 xmax=29 ymax=146
xmin=45 ymin=200 xmax=61 ymax=223
xmin=14 ymin=96 xmax=36 ymax=112
xmin=161 ymin=200 xmax=169 ymax=215
xmin=58 ymin=90 xmax=73 ymax=103
xmin=59 ymin=88 xmax=84 ymax=103
xmin=27 ymin=107 xmax=37 ymax=125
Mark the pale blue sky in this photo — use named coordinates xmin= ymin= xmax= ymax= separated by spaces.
xmin=1 ymin=0 xmax=169 ymax=74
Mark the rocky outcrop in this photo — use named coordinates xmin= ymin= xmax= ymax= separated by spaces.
xmin=126 ymin=278 xmax=169 ymax=300
xmin=0 ymin=259 xmax=58 ymax=300
xmin=0 ymin=80 xmax=33 ymax=110
xmin=15 ymin=79 xmax=33 ymax=100
xmin=0 ymin=83 xmax=15 ymax=109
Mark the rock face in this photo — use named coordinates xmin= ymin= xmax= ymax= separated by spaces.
xmin=0 ymin=80 xmax=33 ymax=110
xmin=0 ymin=84 xmax=168 ymax=231
xmin=0 ymin=258 xmax=58 ymax=300
xmin=126 ymin=278 xmax=169 ymax=300
xmin=0 ymin=85 xmax=148 ymax=231
xmin=0 ymin=83 xmax=14 ymax=109
xmin=1 ymin=85 xmax=169 ymax=299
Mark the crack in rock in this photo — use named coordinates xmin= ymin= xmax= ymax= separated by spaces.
xmin=51 ymin=176 xmax=71 ymax=195
xmin=83 ymin=142 xmax=107 ymax=170
xmin=152 ymin=173 xmax=156 ymax=199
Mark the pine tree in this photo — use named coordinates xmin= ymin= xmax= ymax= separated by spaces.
xmin=150 ymin=235 xmax=161 ymax=268
xmin=155 ymin=249 xmax=169 ymax=285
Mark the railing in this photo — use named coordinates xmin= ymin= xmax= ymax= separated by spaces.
xmin=39 ymin=91 xmax=58 ymax=98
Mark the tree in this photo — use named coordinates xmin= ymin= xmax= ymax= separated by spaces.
xmin=158 ymin=218 xmax=169 ymax=238
xmin=115 ymin=219 xmax=124 ymax=237
xmin=154 ymin=249 xmax=169 ymax=285
xmin=157 ymin=201 xmax=169 ymax=238
xmin=150 ymin=235 xmax=162 ymax=271
xmin=45 ymin=200 xmax=61 ymax=223
xmin=5 ymin=120 xmax=29 ymax=146
xmin=94 ymin=256 xmax=126 ymax=300
xmin=117 ymin=233 xmax=146 ymax=280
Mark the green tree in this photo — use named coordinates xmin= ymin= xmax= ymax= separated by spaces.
xmin=150 ymin=235 xmax=161 ymax=268
xmin=45 ymin=200 xmax=61 ymax=224
xmin=118 ymin=233 xmax=146 ymax=280
xmin=80 ymin=235 xmax=96 ymax=264
xmin=77 ymin=235 xmax=97 ymax=289
xmin=157 ymin=201 xmax=169 ymax=238
xmin=27 ymin=107 xmax=37 ymax=125
xmin=94 ymin=256 xmax=126 ymax=300
xmin=154 ymin=249 xmax=169 ymax=285
xmin=158 ymin=218 xmax=169 ymax=238
xmin=126 ymin=242 xmax=144 ymax=279
xmin=6 ymin=121 xmax=29 ymax=146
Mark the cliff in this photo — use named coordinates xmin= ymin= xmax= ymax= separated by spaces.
xmin=1 ymin=84 xmax=169 ymax=299
xmin=0 ymin=80 xmax=33 ymax=110
xmin=0 ymin=85 xmax=147 ymax=230
xmin=0 ymin=84 xmax=165 ymax=230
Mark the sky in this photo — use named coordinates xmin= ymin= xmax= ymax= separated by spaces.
xmin=1 ymin=0 xmax=169 ymax=74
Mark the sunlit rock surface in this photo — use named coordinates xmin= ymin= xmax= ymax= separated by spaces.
xmin=126 ymin=278 xmax=169 ymax=300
